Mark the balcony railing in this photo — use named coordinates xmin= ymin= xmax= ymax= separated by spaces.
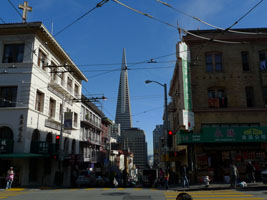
xmin=0 ymin=139 xmax=14 ymax=153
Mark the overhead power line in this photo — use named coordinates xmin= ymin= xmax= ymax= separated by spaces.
xmin=7 ymin=0 xmax=23 ymax=18
xmin=155 ymin=0 xmax=265 ymax=35
xmin=53 ymin=0 xmax=110 ymax=37
xmin=0 ymin=16 xmax=5 ymax=23
xmin=112 ymin=0 xmax=244 ymax=44
xmin=225 ymin=0 xmax=264 ymax=31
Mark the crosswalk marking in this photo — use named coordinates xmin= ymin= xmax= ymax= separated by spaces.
xmin=164 ymin=190 xmax=264 ymax=200
xmin=166 ymin=198 xmax=265 ymax=200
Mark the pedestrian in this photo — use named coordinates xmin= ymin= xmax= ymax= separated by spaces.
xmin=164 ymin=171 xmax=169 ymax=190
xmin=230 ymin=163 xmax=238 ymax=188
xmin=6 ymin=167 xmax=15 ymax=189
xmin=159 ymin=168 xmax=164 ymax=187
xmin=246 ymin=161 xmax=256 ymax=183
xmin=180 ymin=165 xmax=189 ymax=188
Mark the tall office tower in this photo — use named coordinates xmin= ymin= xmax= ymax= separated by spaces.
xmin=115 ymin=48 xmax=132 ymax=130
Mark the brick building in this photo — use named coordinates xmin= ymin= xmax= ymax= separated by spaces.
xmin=171 ymin=28 xmax=267 ymax=183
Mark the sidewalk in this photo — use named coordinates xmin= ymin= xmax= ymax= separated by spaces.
xmin=170 ymin=182 xmax=267 ymax=192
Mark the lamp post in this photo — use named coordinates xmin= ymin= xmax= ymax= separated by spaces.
xmin=145 ymin=80 xmax=169 ymax=168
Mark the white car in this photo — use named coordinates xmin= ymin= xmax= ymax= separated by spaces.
xmin=261 ymin=169 xmax=267 ymax=184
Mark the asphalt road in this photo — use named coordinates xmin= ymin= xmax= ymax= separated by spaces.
xmin=0 ymin=188 xmax=267 ymax=200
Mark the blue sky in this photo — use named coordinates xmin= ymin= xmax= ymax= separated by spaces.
xmin=1 ymin=0 xmax=266 ymax=155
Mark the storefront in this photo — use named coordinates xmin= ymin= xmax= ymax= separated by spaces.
xmin=178 ymin=127 xmax=267 ymax=183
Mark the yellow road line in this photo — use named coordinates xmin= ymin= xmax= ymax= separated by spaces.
xmin=166 ymin=198 xmax=265 ymax=200
xmin=7 ymin=188 xmax=25 ymax=191
xmin=70 ymin=189 xmax=78 ymax=191
xmin=85 ymin=188 xmax=94 ymax=190
xmin=103 ymin=188 xmax=111 ymax=190
xmin=117 ymin=188 xmax=125 ymax=190
xmin=134 ymin=188 xmax=142 ymax=190
xmin=167 ymin=194 xmax=253 ymax=197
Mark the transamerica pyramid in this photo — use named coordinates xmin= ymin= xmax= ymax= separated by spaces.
xmin=115 ymin=48 xmax=132 ymax=130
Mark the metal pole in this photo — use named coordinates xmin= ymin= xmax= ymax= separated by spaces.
xmin=163 ymin=83 xmax=169 ymax=170
xmin=59 ymin=95 xmax=65 ymax=166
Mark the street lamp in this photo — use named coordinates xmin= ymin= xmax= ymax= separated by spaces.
xmin=145 ymin=80 xmax=169 ymax=148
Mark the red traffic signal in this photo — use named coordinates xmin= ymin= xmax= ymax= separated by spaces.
xmin=168 ymin=130 xmax=173 ymax=135
xmin=56 ymin=135 xmax=60 ymax=140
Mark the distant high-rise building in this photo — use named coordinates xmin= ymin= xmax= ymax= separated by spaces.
xmin=115 ymin=48 xmax=132 ymax=130
xmin=153 ymin=125 xmax=164 ymax=167
xmin=119 ymin=128 xmax=148 ymax=169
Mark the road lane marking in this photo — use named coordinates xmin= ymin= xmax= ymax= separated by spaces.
xmin=85 ymin=188 xmax=94 ymax=190
xmin=103 ymin=188 xmax=111 ymax=190
xmin=117 ymin=188 xmax=125 ymax=190
xmin=167 ymin=198 xmax=265 ymax=200
xmin=134 ymin=188 xmax=142 ymax=190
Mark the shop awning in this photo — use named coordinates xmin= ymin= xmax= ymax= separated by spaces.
xmin=0 ymin=153 xmax=50 ymax=158
xmin=177 ymin=126 xmax=267 ymax=144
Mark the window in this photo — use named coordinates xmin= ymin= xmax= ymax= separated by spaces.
xmin=35 ymin=90 xmax=44 ymax=112
xmin=0 ymin=86 xmax=17 ymax=107
xmin=74 ymin=112 xmax=78 ymax=127
xmin=208 ymin=88 xmax=227 ymax=108
xmin=2 ymin=44 xmax=24 ymax=63
xmin=259 ymin=51 xmax=267 ymax=71
xmin=58 ymin=72 xmax=64 ymax=86
xmin=49 ymin=98 xmax=56 ymax=118
xmin=245 ymin=86 xmax=254 ymax=107
xmin=263 ymin=87 xmax=267 ymax=106
xmin=38 ymin=49 xmax=47 ymax=70
xmin=50 ymin=62 xmax=57 ymax=81
xmin=205 ymin=52 xmax=223 ymax=72
xmin=74 ymin=84 xmax=79 ymax=97
xmin=67 ymin=77 xmax=73 ymax=93
xmin=241 ymin=51 xmax=249 ymax=71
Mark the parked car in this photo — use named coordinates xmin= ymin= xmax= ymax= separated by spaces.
xmin=261 ymin=169 xmax=267 ymax=184
xmin=75 ymin=170 xmax=96 ymax=187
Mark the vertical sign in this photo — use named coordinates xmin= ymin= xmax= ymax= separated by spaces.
xmin=179 ymin=42 xmax=192 ymax=111
xmin=178 ymin=42 xmax=194 ymax=131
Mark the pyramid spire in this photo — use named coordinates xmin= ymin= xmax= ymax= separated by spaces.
xmin=115 ymin=48 xmax=132 ymax=130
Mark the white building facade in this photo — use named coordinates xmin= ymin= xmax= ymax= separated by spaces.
xmin=0 ymin=22 xmax=87 ymax=187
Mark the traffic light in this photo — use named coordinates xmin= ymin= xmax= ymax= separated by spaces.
xmin=168 ymin=130 xmax=173 ymax=135
xmin=56 ymin=135 xmax=60 ymax=151
xmin=167 ymin=131 xmax=173 ymax=147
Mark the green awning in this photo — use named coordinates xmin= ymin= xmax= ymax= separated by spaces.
xmin=0 ymin=153 xmax=49 ymax=158
xmin=177 ymin=126 xmax=267 ymax=144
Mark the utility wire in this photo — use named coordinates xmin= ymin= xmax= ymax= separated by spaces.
xmin=132 ymin=106 xmax=163 ymax=117
xmin=155 ymin=0 xmax=265 ymax=35
xmin=53 ymin=0 xmax=109 ymax=37
xmin=225 ymin=0 xmax=264 ymax=31
xmin=0 ymin=16 xmax=5 ymax=23
xmin=112 ymin=0 xmax=243 ymax=44
xmin=7 ymin=0 xmax=23 ymax=18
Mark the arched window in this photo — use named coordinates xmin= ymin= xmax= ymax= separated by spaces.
xmin=46 ymin=132 xmax=53 ymax=143
xmin=32 ymin=129 xmax=40 ymax=141
xmin=0 ymin=126 xmax=13 ymax=139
